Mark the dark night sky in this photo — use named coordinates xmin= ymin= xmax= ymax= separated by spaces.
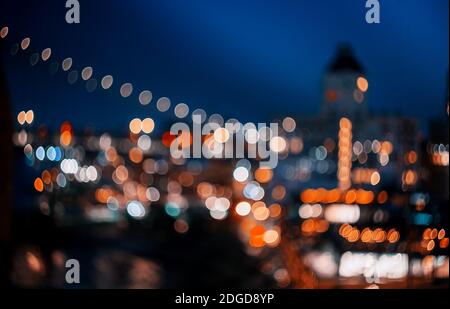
xmin=1 ymin=0 xmax=448 ymax=133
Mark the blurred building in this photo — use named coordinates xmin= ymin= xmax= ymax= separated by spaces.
xmin=272 ymin=45 xmax=448 ymax=287
xmin=291 ymin=44 xmax=420 ymax=192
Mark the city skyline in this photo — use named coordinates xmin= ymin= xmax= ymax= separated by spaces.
xmin=0 ymin=0 xmax=448 ymax=293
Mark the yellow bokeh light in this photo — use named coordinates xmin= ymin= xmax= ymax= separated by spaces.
xmin=213 ymin=127 xmax=230 ymax=143
xmin=141 ymin=118 xmax=155 ymax=134
xmin=0 ymin=26 xmax=9 ymax=39
xmin=269 ymin=136 xmax=287 ymax=153
xmin=253 ymin=206 xmax=270 ymax=221
xmin=34 ymin=178 xmax=44 ymax=192
xmin=269 ymin=203 xmax=282 ymax=218
xmin=25 ymin=110 xmax=34 ymax=124
xmin=60 ymin=131 xmax=72 ymax=146
xmin=255 ymin=168 xmax=273 ymax=183
xmin=17 ymin=111 xmax=26 ymax=125
xmin=438 ymin=229 xmax=446 ymax=240
xmin=129 ymin=147 xmax=143 ymax=164
xmin=357 ymin=76 xmax=369 ymax=92
xmin=235 ymin=201 xmax=251 ymax=216
xmin=370 ymin=171 xmax=381 ymax=186
xmin=263 ymin=230 xmax=279 ymax=245
xmin=129 ymin=118 xmax=142 ymax=134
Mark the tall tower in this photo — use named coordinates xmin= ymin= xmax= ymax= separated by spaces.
xmin=322 ymin=44 xmax=369 ymax=123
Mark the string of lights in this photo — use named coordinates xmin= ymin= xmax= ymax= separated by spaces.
xmin=0 ymin=25 xmax=243 ymax=130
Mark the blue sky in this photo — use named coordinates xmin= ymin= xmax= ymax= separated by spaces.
xmin=1 ymin=0 xmax=448 ymax=133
